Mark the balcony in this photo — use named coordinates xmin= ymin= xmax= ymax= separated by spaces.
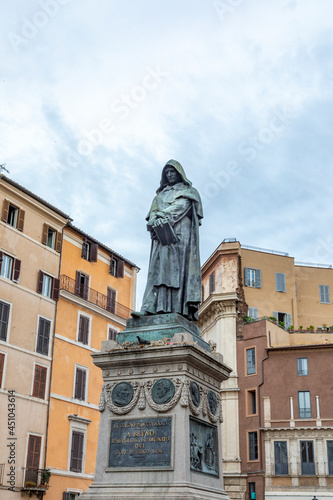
xmin=21 ymin=467 xmax=51 ymax=496
xmin=60 ymin=275 xmax=132 ymax=320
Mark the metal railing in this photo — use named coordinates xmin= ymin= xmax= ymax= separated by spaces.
xmin=23 ymin=467 xmax=49 ymax=488
xmin=60 ymin=275 xmax=132 ymax=320
xmin=295 ymin=261 xmax=333 ymax=268
xmin=241 ymin=244 xmax=289 ymax=256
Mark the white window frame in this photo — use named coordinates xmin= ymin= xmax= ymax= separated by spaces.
xmin=8 ymin=203 xmax=19 ymax=228
xmin=0 ymin=298 xmax=12 ymax=344
xmin=67 ymin=421 xmax=88 ymax=474
xmin=73 ymin=364 xmax=89 ymax=402
xmin=35 ymin=315 xmax=53 ymax=357
xmin=23 ymin=432 xmax=44 ymax=487
xmin=0 ymin=350 xmax=8 ymax=388
xmin=298 ymin=391 xmax=311 ymax=419
xmin=76 ymin=311 xmax=92 ymax=346
xmin=297 ymin=357 xmax=308 ymax=376
xmin=107 ymin=323 xmax=120 ymax=341
xmin=1 ymin=253 xmax=14 ymax=280
xmin=42 ymin=274 xmax=52 ymax=298
xmin=46 ymin=227 xmax=57 ymax=249
xmin=31 ymin=361 xmax=49 ymax=400
xmin=245 ymin=267 xmax=261 ymax=288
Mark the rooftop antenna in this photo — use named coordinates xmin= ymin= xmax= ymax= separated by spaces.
xmin=0 ymin=163 xmax=10 ymax=174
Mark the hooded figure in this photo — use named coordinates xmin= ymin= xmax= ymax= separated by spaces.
xmin=133 ymin=160 xmax=203 ymax=321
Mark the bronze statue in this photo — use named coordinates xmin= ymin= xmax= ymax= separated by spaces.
xmin=132 ymin=160 xmax=203 ymax=321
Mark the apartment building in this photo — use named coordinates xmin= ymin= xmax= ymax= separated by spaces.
xmin=45 ymin=223 xmax=138 ymax=499
xmin=239 ymin=319 xmax=333 ymax=499
xmin=0 ymin=175 xmax=69 ymax=499
xmin=199 ymin=239 xmax=333 ymax=499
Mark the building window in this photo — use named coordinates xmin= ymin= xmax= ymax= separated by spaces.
xmin=37 ymin=271 xmax=60 ymax=300
xmin=36 ymin=317 xmax=51 ymax=356
xmin=244 ymin=268 xmax=261 ymax=288
xmin=32 ymin=365 xmax=47 ymax=399
xmin=25 ymin=435 xmax=41 ymax=485
xmin=273 ymin=311 xmax=291 ymax=329
xmin=0 ymin=352 xmax=5 ymax=387
xmin=298 ymin=391 xmax=311 ymax=418
xmin=42 ymin=224 xmax=61 ymax=252
xmin=2 ymin=200 xmax=25 ymax=231
xmin=275 ymin=272 xmax=286 ymax=292
xmin=248 ymin=307 xmax=258 ymax=320
xmin=248 ymin=431 xmax=258 ymax=461
xmin=319 ymin=285 xmax=330 ymax=304
xmin=0 ymin=252 xmax=21 ymax=283
xmin=0 ymin=300 xmax=10 ymax=342
xmin=110 ymin=257 xmax=124 ymax=278
xmin=274 ymin=441 xmax=288 ymax=475
xmin=81 ymin=237 xmax=98 ymax=262
xmin=300 ymin=440 xmax=315 ymax=475
xmin=70 ymin=431 xmax=84 ymax=472
xmin=297 ymin=358 xmax=308 ymax=376
xmin=209 ymin=273 xmax=215 ymax=294
xmin=246 ymin=348 xmax=256 ymax=375
xmin=77 ymin=315 xmax=89 ymax=345
xmin=74 ymin=366 xmax=87 ymax=401
xmin=75 ymin=271 xmax=89 ymax=300
xmin=248 ymin=482 xmax=256 ymax=499
xmin=108 ymin=327 xmax=117 ymax=341
xmin=106 ymin=287 xmax=116 ymax=314
xmin=246 ymin=389 xmax=257 ymax=416
xmin=327 ymin=441 xmax=333 ymax=475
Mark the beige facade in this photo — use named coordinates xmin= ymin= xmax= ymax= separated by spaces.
xmin=0 ymin=175 xmax=69 ymax=498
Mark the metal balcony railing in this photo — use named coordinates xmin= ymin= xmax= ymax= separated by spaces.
xmin=23 ymin=467 xmax=49 ymax=488
xmin=60 ymin=275 xmax=132 ymax=320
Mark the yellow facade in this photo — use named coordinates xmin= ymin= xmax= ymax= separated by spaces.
xmin=45 ymin=225 xmax=137 ymax=499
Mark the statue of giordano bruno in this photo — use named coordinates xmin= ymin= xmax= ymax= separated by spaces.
xmin=132 ymin=160 xmax=203 ymax=322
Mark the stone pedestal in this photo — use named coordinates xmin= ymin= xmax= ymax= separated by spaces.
xmin=81 ymin=316 xmax=232 ymax=500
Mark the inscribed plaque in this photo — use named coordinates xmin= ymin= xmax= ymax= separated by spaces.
xmin=109 ymin=417 xmax=172 ymax=468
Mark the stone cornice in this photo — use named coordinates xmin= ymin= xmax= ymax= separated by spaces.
xmin=198 ymin=293 xmax=238 ymax=328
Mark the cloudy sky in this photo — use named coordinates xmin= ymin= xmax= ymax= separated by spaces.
xmin=1 ymin=0 xmax=333 ymax=306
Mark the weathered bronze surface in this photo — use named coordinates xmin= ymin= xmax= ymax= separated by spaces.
xmin=132 ymin=160 xmax=203 ymax=322
xmin=109 ymin=417 xmax=172 ymax=468
xmin=207 ymin=391 xmax=217 ymax=415
xmin=111 ymin=382 xmax=133 ymax=407
xmin=190 ymin=381 xmax=200 ymax=407
xmin=190 ymin=417 xmax=218 ymax=476
xmin=151 ymin=379 xmax=175 ymax=404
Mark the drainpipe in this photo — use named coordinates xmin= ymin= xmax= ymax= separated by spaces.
xmin=258 ymin=340 xmax=269 ymax=499
xmin=43 ymin=224 xmax=65 ymax=474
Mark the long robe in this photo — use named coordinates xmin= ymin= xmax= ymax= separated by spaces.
xmin=140 ymin=160 xmax=203 ymax=321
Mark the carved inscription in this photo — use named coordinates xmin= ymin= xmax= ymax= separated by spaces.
xmin=109 ymin=417 xmax=172 ymax=468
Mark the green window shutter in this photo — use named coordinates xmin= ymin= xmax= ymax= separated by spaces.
xmin=244 ymin=267 xmax=250 ymax=286
xmin=285 ymin=313 xmax=292 ymax=329
xmin=276 ymin=273 xmax=286 ymax=292
xmin=273 ymin=312 xmax=278 ymax=321
xmin=255 ymin=269 xmax=261 ymax=288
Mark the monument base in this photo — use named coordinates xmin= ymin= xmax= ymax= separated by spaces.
xmin=81 ymin=322 xmax=231 ymax=500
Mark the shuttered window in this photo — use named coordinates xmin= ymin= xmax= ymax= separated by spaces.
xmin=81 ymin=237 xmax=98 ymax=262
xmin=2 ymin=200 xmax=25 ymax=231
xmin=74 ymin=367 xmax=87 ymax=401
xmin=248 ymin=307 xmax=258 ymax=320
xmin=78 ymin=315 xmax=89 ymax=345
xmin=319 ymin=285 xmax=330 ymax=303
xmin=0 ymin=300 xmax=10 ymax=341
xmin=33 ymin=365 xmax=47 ymax=399
xmin=70 ymin=431 xmax=84 ymax=472
xmin=274 ymin=441 xmax=288 ymax=475
xmin=75 ymin=271 xmax=89 ymax=299
xmin=37 ymin=271 xmax=60 ymax=300
xmin=36 ymin=317 xmax=51 ymax=356
xmin=25 ymin=435 xmax=41 ymax=484
xmin=275 ymin=272 xmax=286 ymax=292
xmin=110 ymin=257 xmax=124 ymax=278
xmin=0 ymin=352 xmax=5 ymax=388
xmin=0 ymin=252 xmax=21 ymax=283
xmin=106 ymin=287 xmax=116 ymax=314
xmin=209 ymin=273 xmax=215 ymax=294
xmin=108 ymin=327 xmax=117 ymax=341
xmin=244 ymin=268 xmax=261 ymax=288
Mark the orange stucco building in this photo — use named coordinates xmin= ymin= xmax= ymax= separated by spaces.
xmin=45 ymin=223 xmax=138 ymax=499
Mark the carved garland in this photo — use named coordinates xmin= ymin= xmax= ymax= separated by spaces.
xmin=188 ymin=384 xmax=223 ymax=423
